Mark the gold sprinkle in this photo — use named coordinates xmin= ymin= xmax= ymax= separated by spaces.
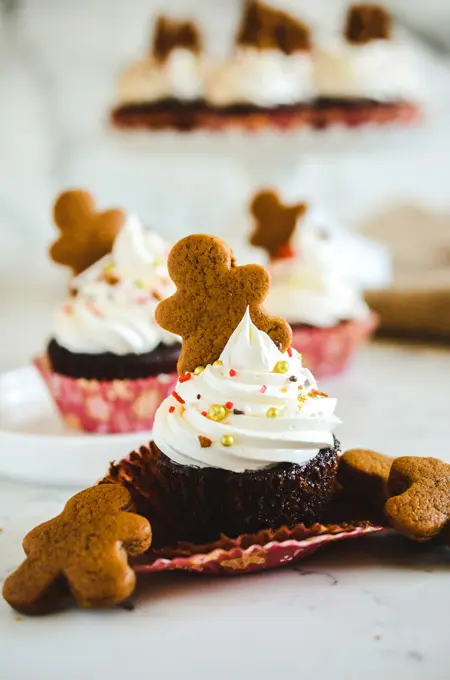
xmin=297 ymin=352 xmax=302 ymax=359
xmin=221 ymin=434 xmax=234 ymax=447
xmin=194 ymin=366 xmax=205 ymax=375
xmin=280 ymin=387 xmax=288 ymax=393
xmin=213 ymin=360 xmax=223 ymax=367
xmin=266 ymin=407 xmax=279 ymax=418
xmin=136 ymin=280 xmax=146 ymax=289
xmin=207 ymin=404 xmax=227 ymax=422
xmin=309 ymin=389 xmax=329 ymax=398
xmin=273 ymin=360 xmax=289 ymax=374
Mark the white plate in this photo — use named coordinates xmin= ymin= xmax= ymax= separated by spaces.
xmin=0 ymin=366 xmax=150 ymax=488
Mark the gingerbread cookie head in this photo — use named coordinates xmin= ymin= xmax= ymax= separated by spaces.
xmin=155 ymin=234 xmax=292 ymax=374
xmin=238 ymin=1 xmax=311 ymax=53
xmin=338 ymin=448 xmax=394 ymax=510
xmin=345 ymin=4 xmax=391 ymax=44
xmin=50 ymin=190 xmax=125 ymax=275
xmin=249 ymin=189 xmax=307 ymax=260
xmin=152 ymin=15 xmax=202 ymax=62
xmin=2 ymin=484 xmax=151 ymax=614
xmin=385 ymin=457 xmax=450 ymax=542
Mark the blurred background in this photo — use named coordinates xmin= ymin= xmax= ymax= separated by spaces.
xmin=0 ymin=0 xmax=450 ymax=369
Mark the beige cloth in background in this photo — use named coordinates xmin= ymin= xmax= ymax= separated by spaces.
xmin=362 ymin=205 xmax=450 ymax=340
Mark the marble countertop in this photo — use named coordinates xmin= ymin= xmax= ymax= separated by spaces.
xmin=1 ymin=337 xmax=450 ymax=680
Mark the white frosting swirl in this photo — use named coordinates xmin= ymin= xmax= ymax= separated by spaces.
xmin=153 ymin=309 xmax=339 ymax=472
xmin=264 ymin=207 xmax=370 ymax=327
xmin=205 ymin=47 xmax=315 ymax=107
xmin=116 ymin=49 xmax=206 ymax=105
xmin=314 ymin=39 xmax=421 ymax=102
xmin=53 ymin=215 xmax=178 ymax=355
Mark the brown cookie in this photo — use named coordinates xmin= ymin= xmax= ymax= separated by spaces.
xmin=250 ymin=189 xmax=307 ymax=260
xmin=345 ymin=4 xmax=391 ymax=44
xmin=338 ymin=449 xmax=394 ymax=510
xmin=152 ymin=15 xmax=202 ymax=62
xmin=238 ymin=1 xmax=312 ymax=53
xmin=2 ymin=485 xmax=151 ymax=615
xmin=385 ymin=457 xmax=450 ymax=542
xmin=50 ymin=190 xmax=125 ymax=275
xmin=155 ymin=234 xmax=292 ymax=374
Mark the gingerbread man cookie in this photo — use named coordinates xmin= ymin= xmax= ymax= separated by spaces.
xmin=155 ymin=234 xmax=292 ymax=374
xmin=2 ymin=485 xmax=151 ymax=615
xmin=50 ymin=190 xmax=125 ymax=275
xmin=238 ymin=1 xmax=311 ymax=54
xmin=249 ymin=190 xmax=307 ymax=260
xmin=385 ymin=457 xmax=450 ymax=542
xmin=338 ymin=449 xmax=450 ymax=543
xmin=152 ymin=15 xmax=202 ymax=62
xmin=345 ymin=4 xmax=391 ymax=45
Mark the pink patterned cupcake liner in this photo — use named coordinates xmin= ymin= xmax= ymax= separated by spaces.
xmin=133 ymin=523 xmax=385 ymax=575
xmin=35 ymin=356 xmax=178 ymax=434
xmin=291 ymin=313 xmax=379 ymax=378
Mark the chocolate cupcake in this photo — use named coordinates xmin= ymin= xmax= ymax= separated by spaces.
xmin=38 ymin=191 xmax=180 ymax=434
xmin=249 ymin=190 xmax=378 ymax=377
xmin=107 ymin=235 xmax=342 ymax=543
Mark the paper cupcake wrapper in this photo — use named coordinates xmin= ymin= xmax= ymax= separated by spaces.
xmin=35 ymin=356 xmax=177 ymax=434
xmin=291 ymin=313 xmax=379 ymax=378
xmin=111 ymin=101 xmax=420 ymax=133
xmin=133 ymin=523 xmax=385 ymax=575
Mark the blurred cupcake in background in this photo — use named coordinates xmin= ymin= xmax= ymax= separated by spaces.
xmin=36 ymin=189 xmax=180 ymax=434
xmin=112 ymin=14 xmax=208 ymax=130
xmin=249 ymin=189 xmax=378 ymax=377
xmin=204 ymin=0 xmax=316 ymax=129
xmin=313 ymin=3 xmax=421 ymax=127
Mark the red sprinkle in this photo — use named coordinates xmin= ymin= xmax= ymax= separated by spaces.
xmin=287 ymin=347 xmax=293 ymax=357
xmin=229 ymin=369 xmax=237 ymax=377
xmin=171 ymin=391 xmax=185 ymax=404
xmin=179 ymin=373 xmax=191 ymax=384
xmin=168 ymin=406 xmax=175 ymax=413
xmin=201 ymin=411 xmax=207 ymax=417
xmin=225 ymin=401 xmax=234 ymax=410
xmin=260 ymin=385 xmax=267 ymax=394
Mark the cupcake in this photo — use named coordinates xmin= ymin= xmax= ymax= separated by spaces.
xmin=107 ymin=234 xmax=341 ymax=546
xmin=249 ymin=190 xmax=377 ymax=377
xmin=37 ymin=189 xmax=180 ymax=434
xmin=313 ymin=3 xmax=421 ymax=128
xmin=203 ymin=0 xmax=316 ymax=131
xmin=112 ymin=15 xmax=208 ymax=131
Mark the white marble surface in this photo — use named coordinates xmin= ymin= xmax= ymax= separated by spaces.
xmin=1 ymin=339 xmax=450 ymax=679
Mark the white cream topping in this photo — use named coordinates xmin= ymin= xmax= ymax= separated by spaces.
xmin=205 ymin=47 xmax=316 ymax=107
xmin=264 ymin=208 xmax=370 ymax=327
xmin=116 ymin=49 xmax=206 ymax=105
xmin=314 ymin=39 xmax=421 ymax=102
xmin=153 ymin=309 xmax=339 ymax=472
xmin=53 ymin=215 xmax=178 ymax=355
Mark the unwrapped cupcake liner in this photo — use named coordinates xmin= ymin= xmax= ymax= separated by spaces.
xmin=103 ymin=449 xmax=385 ymax=576
xmin=35 ymin=356 xmax=178 ymax=434
xmin=291 ymin=313 xmax=379 ymax=378
xmin=133 ymin=523 xmax=384 ymax=575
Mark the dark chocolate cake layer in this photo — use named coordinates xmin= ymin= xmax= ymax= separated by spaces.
xmin=111 ymin=99 xmax=420 ymax=132
xmin=47 ymin=338 xmax=180 ymax=380
xmin=107 ymin=438 xmax=340 ymax=547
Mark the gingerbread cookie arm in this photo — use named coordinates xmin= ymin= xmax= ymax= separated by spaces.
xmin=155 ymin=293 xmax=192 ymax=339
xmin=116 ymin=511 xmax=152 ymax=556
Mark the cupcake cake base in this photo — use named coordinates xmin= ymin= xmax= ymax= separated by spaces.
xmin=107 ymin=438 xmax=341 ymax=547
xmin=111 ymin=99 xmax=420 ymax=133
